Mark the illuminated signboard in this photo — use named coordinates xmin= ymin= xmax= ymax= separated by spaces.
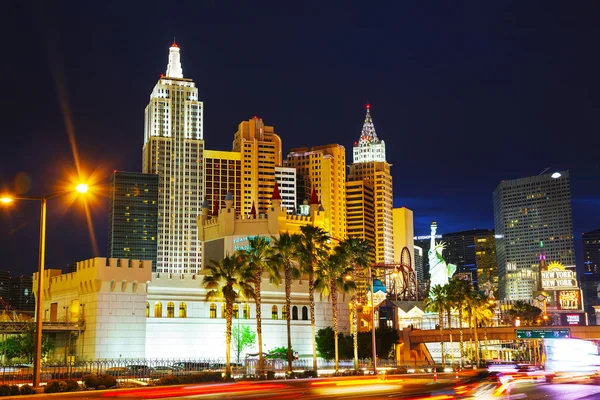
xmin=558 ymin=290 xmax=582 ymax=310
xmin=516 ymin=329 xmax=570 ymax=339
xmin=541 ymin=262 xmax=577 ymax=289
xmin=233 ymin=236 xmax=270 ymax=251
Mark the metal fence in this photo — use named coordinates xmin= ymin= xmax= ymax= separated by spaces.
xmin=0 ymin=358 xmax=431 ymax=384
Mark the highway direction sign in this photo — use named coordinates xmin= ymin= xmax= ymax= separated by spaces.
xmin=515 ymin=329 xmax=570 ymax=339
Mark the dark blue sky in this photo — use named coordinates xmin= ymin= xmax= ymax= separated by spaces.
xmin=1 ymin=1 xmax=599 ymax=277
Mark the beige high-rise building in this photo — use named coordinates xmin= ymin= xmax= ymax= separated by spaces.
xmin=393 ymin=207 xmax=414 ymax=264
xmin=232 ymin=117 xmax=282 ymax=215
xmin=345 ymin=180 xmax=375 ymax=261
xmin=348 ymin=105 xmax=394 ymax=264
xmin=285 ymin=144 xmax=347 ymax=241
xmin=142 ymin=43 xmax=204 ymax=274
xmin=204 ymin=150 xmax=241 ymax=214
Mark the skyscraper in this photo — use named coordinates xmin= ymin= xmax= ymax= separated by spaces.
xmin=285 ymin=144 xmax=347 ymax=240
xmin=583 ymin=229 xmax=600 ymax=280
xmin=274 ymin=166 xmax=297 ymax=214
xmin=345 ymin=180 xmax=375 ymax=260
xmin=107 ymin=171 xmax=159 ymax=270
xmin=493 ymin=170 xmax=575 ymax=300
xmin=348 ymin=105 xmax=394 ymax=263
xmin=232 ymin=117 xmax=282 ymax=215
xmin=142 ymin=42 xmax=204 ymax=274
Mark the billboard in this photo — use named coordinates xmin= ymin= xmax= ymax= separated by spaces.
xmin=541 ymin=262 xmax=577 ymax=290
xmin=560 ymin=313 xmax=586 ymax=326
xmin=557 ymin=290 xmax=582 ymax=311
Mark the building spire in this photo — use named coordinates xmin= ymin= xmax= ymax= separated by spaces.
xmin=166 ymin=41 xmax=183 ymax=79
xmin=358 ymin=103 xmax=379 ymax=144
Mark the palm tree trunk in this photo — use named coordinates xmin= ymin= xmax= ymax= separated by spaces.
xmin=439 ymin=309 xmax=445 ymax=366
xmin=474 ymin=320 xmax=480 ymax=368
xmin=285 ymin=264 xmax=293 ymax=373
xmin=255 ymin=270 xmax=264 ymax=375
xmin=458 ymin=307 xmax=464 ymax=368
xmin=447 ymin=310 xmax=454 ymax=368
xmin=332 ymin=279 xmax=339 ymax=372
xmin=309 ymin=271 xmax=317 ymax=372
xmin=225 ymin=301 xmax=233 ymax=378
xmin=352 ymin=266 xmax=358 ymax=371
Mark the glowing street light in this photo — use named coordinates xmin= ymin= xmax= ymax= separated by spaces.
xmin=1 ymin=183 xmax=91 ymax=387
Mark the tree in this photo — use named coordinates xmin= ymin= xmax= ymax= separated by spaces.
xmin=270 ymin=232 xmax=301 ymax=373
xmin=357 ymin=326 xmax=400 ymax=359
xmin=506 ymin=301 xmax=542 ymax=326
xmin=447 ymin=278 xmax=471 ymax=367
xmin=315 ymin=248 xmax=354 ymax=371
xmin=424 ymin=284 xmax=448 ymax=366
xmin=338 ymin=237 xmax=371 ymax=371
xmin=231 ymin=325 xmax=256 ymax=364
xmin=0 ymin=328 xmax=54 ymax=363
xmin=241 ymin=236 xmax=279 ymax=375
xmin=315 ymin=327 xmax=336 ymax=360
xmin=203 ymin=254 xmax=255 ymax=378
xmin=297 ymin=225 xmax=330 ymax=372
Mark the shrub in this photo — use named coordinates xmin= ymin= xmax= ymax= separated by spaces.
xmin=97 ymin=374 xmax=117 ymax=389
xmin=0 ymin=385 xmax=10 ymax=396
xmin=266 ymin=371 xmax=275 ymax=380
xmin=301 ymin=370 xmax=318 ymax=378
xmin=44 ymin=380 xmax=68 ymax=393
xmin=97 ymin=385 xmax=106 ymax=390
xmin=83 ymin=374 xmax=99 ymax=389
xmin=20 ymin=385 xmax=37 ymax=395
xmin=65 ymin=379 xmax=80 ymax=391
xmin=9 ymin=385 xmax=19 ymax=395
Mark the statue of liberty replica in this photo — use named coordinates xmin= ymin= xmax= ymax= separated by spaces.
xmin=428 ymin=221 xmax=457 ymax=298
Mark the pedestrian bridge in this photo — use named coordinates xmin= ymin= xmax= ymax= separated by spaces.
xmin=405 ymin=325 xmax=600 ymax=343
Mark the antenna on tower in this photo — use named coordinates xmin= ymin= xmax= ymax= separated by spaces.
xmin=539 ymin=167 xmax=551 ymax=175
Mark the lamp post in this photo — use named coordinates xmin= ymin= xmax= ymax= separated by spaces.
xmin=1 ymin=183 xmax=89 ymax=387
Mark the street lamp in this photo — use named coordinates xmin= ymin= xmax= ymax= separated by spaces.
xmin=1 ymin=184 xmax=89 ymax=387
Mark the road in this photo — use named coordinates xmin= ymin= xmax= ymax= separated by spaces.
xmin=14 ymin=373 xmax=600 ymax=399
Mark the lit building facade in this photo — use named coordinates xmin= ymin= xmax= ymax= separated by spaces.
xmin=142 ymin=43 xmax=204 ymax=274
xmin=107 ymin=171 xmax=159 ymax=270
xmin=274 ymin=166 xmax=296 ymax=214
xmin=285 ymin=144 xmax=346 ymax=240
xmin=493 ymin=170 xmax=575 ymax=300
xmin=232 ymin=117 xmax=282 ymax=216
xmin=348 ymin=106 xmax=394 ymax=264
xmin=583 ymin=229 xmax=600 ymax=280
xmin=204 ymin=150 xmax=241 ymax=215
xmin=345 ymin=180 xmax=375 ymax=261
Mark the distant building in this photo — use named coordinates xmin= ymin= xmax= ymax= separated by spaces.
xmin=108 ymin=171 xmax=159 ymax=271
xmin=348 ymin=105 xmax=393 ymax=264
xmin=345 ymin=180 xmax=375 ymax=261
xmin=581 ymin=229 xmax=600 ymax=324
xmin=493 ymin=170 xmax=575 ymax=300
xmin=0 ymin=271 xmax=9 ymax=305
xmin=232 ymin=117 xmax=282 ymax=215
xmin=204 ymin=150 xmax=242 ymax=214
xmin=413 ymin=246 xmax=425 ymax=294
xmin=285 ymin=144 xmax=347 ymax=241
xmin=274 ymin=166 xmax=297 ymax=215
xmin=9 ymin=275 xmax=34 ymax=315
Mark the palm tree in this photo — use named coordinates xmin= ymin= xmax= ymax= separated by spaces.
xmin=338 ymin=237 xmax=371 ymax=371
xmin=473 ymin=300 xmax=495 ymax=362
xmin=447 ymin=278 xmax=471 ymax=368
xmin=315 ymin=247 xmax=355 ymax=372
xmin=270 ymin=232 xmax=301 ymax=373
xmin=297 ymin=225 xmax=330 ymax=372
xmin=203 ymin=254 xmax=255 ymax=378
xmin=424 ymin=284 xmax=449 ymax=366
xmin=242 ymin=236 xmax=280 ymax=375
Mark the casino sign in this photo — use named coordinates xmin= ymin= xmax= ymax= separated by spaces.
xmin=541 ymin=262 xmax=577 ymax=290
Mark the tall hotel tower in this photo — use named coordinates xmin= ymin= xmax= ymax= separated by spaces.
xmin=347 ymin=105 xmax=394 ymax=264
xmin=493 ymin=170 xmax=575 ymax=300
xmin=232 ymin=117 xmax=282 ymax=215
xmin=142 ymin=43 xmax=204 ymax=274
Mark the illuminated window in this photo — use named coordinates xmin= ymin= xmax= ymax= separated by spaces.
xmin=221 ymin=304 xmax=226 ymax=319
xmin=178 ymin=302 xmax=186 ymax=318
xmin=282 ymin=305 xmax=287 ymax=320
xmin=154 ymin=302 xmax=162 ymax=318
xmin=166 ymin=302 xmax=175 ymax=318
xmin=210 ymin=303 xmax=217 ymax=319
xmin=302 ymin=306 xmax=308 ymax=321
xmin=272 ymin=306 xmax=278 ymax=320
xmin=233 ymin=304 xmax=239 ymax=319
xmin=243 ymin=304 xmax=250 ymax=319
xmin=146 ymin=302 xmax=149 ymax=318
xmin=292 ymin=306 xmax=298 ymax=320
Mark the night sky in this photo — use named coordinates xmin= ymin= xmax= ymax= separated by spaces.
xmin=1 ymin=1 xmax=599 ymax=278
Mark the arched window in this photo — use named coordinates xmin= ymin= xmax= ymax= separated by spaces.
xmin=167 ymin=302 xmax=175 ymax=318
xmin=292 ymin=306 xmax=298 ymax=320
xmin=154 ymin=302 xmax=162 ymax=318
xmin=282 ymin=305 xmax=287 ymax=320
xmin=146 ymin=302 xmax=149 ymax=318
xmin=210 ymin=303 xmax=217 ymax=319
xmin=243 ymin=304 xmax=251 ymax=319
xmin=302 ymin=306 xmax=308 ymax=321
xmin=221 ymin=303 xmax=226 ymax=319
xmin=233 ymin=304 xmax=239 ymax=319
xmin=272 ymin=305 xmax=278 ymax=320
xmin=179 ymin=302 xmax=187 ymax=318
